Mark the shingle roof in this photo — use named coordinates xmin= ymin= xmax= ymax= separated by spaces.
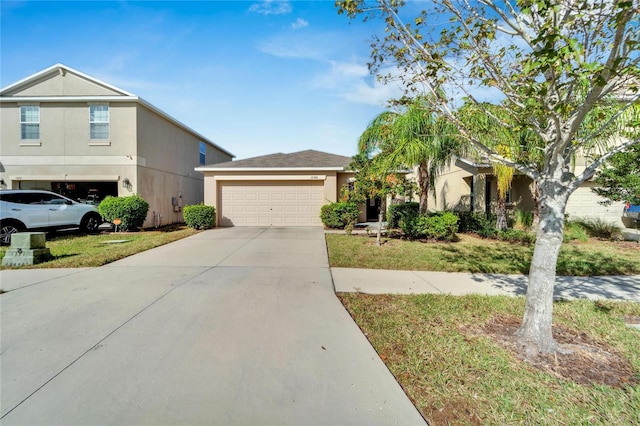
xmin=198 ymin=149 xmax=353 ymax=170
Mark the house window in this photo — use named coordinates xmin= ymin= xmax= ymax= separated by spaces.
xmin=90 ymin=105 xmax=109 ymax=140
xmin=20 ymin=105 xmax=40 ymax=139
xmin=199 ymin=141 xmax=206 ymax=165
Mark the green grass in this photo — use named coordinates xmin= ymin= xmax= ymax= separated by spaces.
xmin=326 ymin=233 xmax=640 ymax=276
xmin=0 ymin=226 xmax=199 ymax=269
xmin=339 ymin=293 xmax=640 ymax=425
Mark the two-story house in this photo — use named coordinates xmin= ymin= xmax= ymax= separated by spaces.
xmin=0 ymin=64 xmax=234 ymax=227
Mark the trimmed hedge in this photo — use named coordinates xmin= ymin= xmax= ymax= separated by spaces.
xmin=183 ymin=204 xmax=216 ymax=230
xmin=387 ymin=202 xmax=419 ymax=228
xmin=400 ymin=211 xmax=459 ymax=240
xmin=320 ymin=202 xmax=360 ymax=229
xmin=98 ymin=194 xmax=149 ymax=231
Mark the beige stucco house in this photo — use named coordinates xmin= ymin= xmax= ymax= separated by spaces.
xmin=196 ymin=150 xmax=361 ymax=226
xmin=0 ymin=64 xmax=234 ymax=227
xmin=429 ymin=156 xmax=630 ymax=227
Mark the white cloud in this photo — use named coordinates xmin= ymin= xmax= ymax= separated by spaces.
xmin=257 ymin=36 xmax=325 ymax=60
xmin=248 ymin=0 xmax=292 ymax=15
xmin=258 ymin=30 xmax=401 ymax=107
xmin=312 ymin=61 xmax=402 ymax=106
xmin=291 ymin=18 xmax=308 ymax=30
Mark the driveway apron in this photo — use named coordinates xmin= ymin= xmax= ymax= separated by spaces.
xmin=0 ymin=227 xmax=425 ymax=425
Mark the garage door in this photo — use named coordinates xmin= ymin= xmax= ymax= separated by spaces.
xmin=565 ymin=186 xmax=625 ymax=225
xmin=219 ymin=181 xmax=324 ymax=226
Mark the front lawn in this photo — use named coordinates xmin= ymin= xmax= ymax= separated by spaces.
xmin=0 ymin=225 xmax=199 ymax=269
xmin=339 ymin=293 xmax=640 ymax=425
xmin=326 ymin=233 xmax=640 ymax=276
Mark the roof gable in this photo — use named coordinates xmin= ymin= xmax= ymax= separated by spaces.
xmin=0 ymin=63 xmax=135 ymax=98
xmin=197 ymin=150 xmax=353 ymax=170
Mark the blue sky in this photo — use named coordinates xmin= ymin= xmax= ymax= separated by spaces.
xmin=1 ymin=0 xmax=403 ymax=160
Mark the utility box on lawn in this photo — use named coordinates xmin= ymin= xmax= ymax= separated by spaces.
xmin=2 ymin=232 xmax=52 ymax=266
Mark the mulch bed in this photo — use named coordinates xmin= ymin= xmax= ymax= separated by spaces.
xmin=471 ymin=314 xmax=638 ymax=388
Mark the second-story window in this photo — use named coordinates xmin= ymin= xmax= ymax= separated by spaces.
xmin=199 ymin=141 xmax=206 ymax=165
xmin=90 ymin=104 xmax=109 ymax=140
xmin=20 ymin=105 xmax=40 ymax=139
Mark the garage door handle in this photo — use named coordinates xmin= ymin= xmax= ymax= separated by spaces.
xmin=49 ymin=208 xmax=58 ymax=211
xmin=11 ymin=208 xmax=22 ymax=211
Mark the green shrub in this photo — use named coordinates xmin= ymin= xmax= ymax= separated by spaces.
xmin=98 ymin=194 xmax=149 ymax=231
xmin=183 ymin=204 xmax=216 ymax=230
xmin=564 ymin=220 xmax=589 ymax=242
xmin=387 ymin=202 xmax=419 ymax=228
xmin=514 ymin=210 xmax=534 ymax=231
xmin=320 ymin=202 xmax=359 ymax=229
xmin=401 ymin=211 xmax=459 ymax=240
xmin=496 ymin=229 xmax=536 ymax=244
xmin=477 ymin=226 xmax=499 ymax=239
xmin=455 ymin=211 xmax=497 ymax=235
xmin=573 ymin=217 xmax=622 ymax=240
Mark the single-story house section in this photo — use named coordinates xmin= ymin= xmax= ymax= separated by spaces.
xmin=196 ymin=150 xmax=357 ymax=227
xmin=429 ymin=157 xmax=630 ymax=228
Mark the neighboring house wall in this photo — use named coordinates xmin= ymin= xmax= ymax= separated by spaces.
xmin=0 ymin=64 xmax=233 ymax=228
xmin=427 ymin=158 xmax=628 ymax=227
xmin=0 ymin=100 xmax=137 ymax=193
xmin=134 ymin=103 xmax=232 ymax=226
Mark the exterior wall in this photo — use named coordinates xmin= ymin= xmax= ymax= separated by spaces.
xmin=202 ymin=170 xmax=343 ymax=226
xmin=134 ymin=105 xmax=233 ymax=226
xmin=3 ymin=71 xmax=122 ymax=97
xmin=430 ymin=165 xmax=474 ymax=212
xmin=0 ymin=101 xmax=137 ymax=194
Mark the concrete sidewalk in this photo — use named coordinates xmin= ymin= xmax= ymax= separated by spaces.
xmin=331 ymin=268 xmax=640 ymax=302
xmin=1 ymin=227 xmax=425 ymax=426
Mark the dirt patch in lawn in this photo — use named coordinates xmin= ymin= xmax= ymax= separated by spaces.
xmin=470 ymin=315 xmax=638 ymax=388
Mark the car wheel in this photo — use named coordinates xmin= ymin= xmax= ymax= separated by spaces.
xmin=0 ymin=220 xmax=24 ymax=245
xmin=80 ymin=213 xmax=102 ymax=233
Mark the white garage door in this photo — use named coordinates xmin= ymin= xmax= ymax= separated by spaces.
xmin=219 ymin=181 xmax=324 ymax=226
xmin=565 ymin=186 xmax=626 ymax=225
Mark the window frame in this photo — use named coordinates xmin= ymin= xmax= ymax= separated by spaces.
xmin=20 ymin=105 xmax=40 ymax=140
xmin=199 ymin=141 xmax=206 ymax=165
xmin=89 ymin=104 xmax=110 ymax=140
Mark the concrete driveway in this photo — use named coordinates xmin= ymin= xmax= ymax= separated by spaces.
xmin=0 ymin=227 xmax=425 ymax=425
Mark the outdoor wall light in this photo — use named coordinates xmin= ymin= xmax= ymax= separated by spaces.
xmin=122 ymin=178 xmax=131 ymax=188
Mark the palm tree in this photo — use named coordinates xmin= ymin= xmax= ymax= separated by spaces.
xmin=358 ymin=98 xmax=460 ymax=214
xmin=456 ymin=102 xmax=540 ymax=229
xmin=494 ymin=144 xmax=515 ymax=230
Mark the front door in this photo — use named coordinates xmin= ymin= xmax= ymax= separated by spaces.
xmin=366 ymin=198 xmax=382 ymax=222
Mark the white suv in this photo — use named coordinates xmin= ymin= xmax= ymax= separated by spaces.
xmin=0 ymin=190 xmax=102 ymax=244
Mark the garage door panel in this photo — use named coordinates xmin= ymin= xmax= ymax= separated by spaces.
xmin=566 ymin=187 xmax=626 ymax=224
xmin=220 ymin=181 xmax=324 ymax=227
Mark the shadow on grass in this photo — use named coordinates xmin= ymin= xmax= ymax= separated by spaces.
xmin=557 ymin=248 xmax=640 ymax=276
xmin=435 ymin=244 xmax=532 ymax=274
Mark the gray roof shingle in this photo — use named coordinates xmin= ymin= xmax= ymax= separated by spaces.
xmin=200 ymin=149 xmax=353 ymax=169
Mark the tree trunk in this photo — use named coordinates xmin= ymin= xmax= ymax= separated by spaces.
xmin=496 ymin=195 xmax=508 ymax=230
xmin=532 ymin=181 xmax=541 ymax=230
xmin=516 ymin=184 xmax=569 ymax=356
xmin=375 ymin=197 xmax=387 ymax=246
xmin=376 ymin=210 xmax=383 ymax=246
xmin=418 ymin=162 xmax=430 ymax=215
